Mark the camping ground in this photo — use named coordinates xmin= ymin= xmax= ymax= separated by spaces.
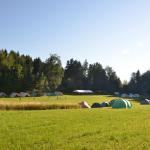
xmin=0 ymin=95 xmax=150 ymax=150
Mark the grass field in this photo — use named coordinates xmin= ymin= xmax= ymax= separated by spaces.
xmin=0 ymin=95 xmax=139 ymax=106
xmin=0 ymin=95 xmax=150 ymax=150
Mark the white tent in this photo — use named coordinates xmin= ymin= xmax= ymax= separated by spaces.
xmin=0 ymin=92 xmax=7 ymax=97
xmin=10 ymin=92 xmax=20 ymax=98
xmin=121 ymin=93 xmax=128 ymax=98
xmin=133 ymin=94 xmax=140 ymax=98
xmin=19 ymin=92 xmax=30 ymax=97
xmin=54 ymin=91 xmax=63 ymax=96
xmin=73 ymin=90 xmax=93 ymax=94
xmin=129 ymin=93 xmax=134 ymax=98
xmin=114 ymin=92 xmax=120 ymax=96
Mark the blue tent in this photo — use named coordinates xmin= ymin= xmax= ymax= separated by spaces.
xmin=91 ymin=103 xmax=101 ymax=108
xmin=141 ymin=99 xmax=150 ymax=105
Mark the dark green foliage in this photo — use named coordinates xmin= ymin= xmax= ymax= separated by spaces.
xmin=0 ymin=49 xmax=122 ymax=94
xmin=124 ymin=70 xmax=150 ymax=96
xmin=62 ymin=61 xmax=121 ymax=94
xmin=0 ymin=50 xmax=64 ymax=93
xmin=88 ymin=63 xmax=108 ymax=92
xmin=2 ymin=49 xmax=150 ymax=95
xmin=128 ymin=70 xmax=141 ymax=93
xmin=105 ymin=66 xmax=121 ymax=93
xmin=62 ymin=59 xmax=85 ymax=92
xmin=139 ymin=71 xmax=150 ymax=95
xmin=45 ymin=54 xmax=64 ymax=91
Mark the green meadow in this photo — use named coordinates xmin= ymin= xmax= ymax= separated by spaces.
xmin=0 ymin=95 xmax=150 ymax=150
xmin=0 ymin=95 xmax=139 ymax=105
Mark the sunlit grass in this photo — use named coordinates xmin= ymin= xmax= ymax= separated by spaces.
xmin=0 ymin=95 xmax=140 ymax=109
xmin=0 ymin=95 xmax=149 ymax=150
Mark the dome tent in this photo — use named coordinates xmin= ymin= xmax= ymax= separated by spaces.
xmin=100 ymin=102 xmax=110 ymax=107
xmin=79 ymin=101 xmax=91 ymax=108
xmin=112 ymin=99 xmax=132 ymax=109
xmin=109 ymin=99 xmax=117 ymax=106
xmin=91 ymin=103 xmax=101 ymax=108
xmin=140 ymin=99 xmax=150 ymax=105
xmin=0 ymin=92 xmax=7 ymax=97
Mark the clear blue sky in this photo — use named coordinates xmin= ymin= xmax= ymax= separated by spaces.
xmin=0 ymin=0 xmax=150 ymax=81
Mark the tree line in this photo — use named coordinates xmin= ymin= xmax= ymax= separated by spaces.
xmin=0 ymin=49 xmax=150 ymax=96
xmin=0 ymin=49 xmax=63 ymax=93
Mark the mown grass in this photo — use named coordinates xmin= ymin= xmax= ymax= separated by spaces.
xmin=0 ymin=107 xmax=150 ymax=150
xmin=0 ymin=95 xmax=149 ymax=150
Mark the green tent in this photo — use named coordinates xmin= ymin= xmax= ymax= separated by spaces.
xmin=109 ymin=99 xmax=117 ymax=106
xmin=112 ymin=99 xmax=132 ymax=109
